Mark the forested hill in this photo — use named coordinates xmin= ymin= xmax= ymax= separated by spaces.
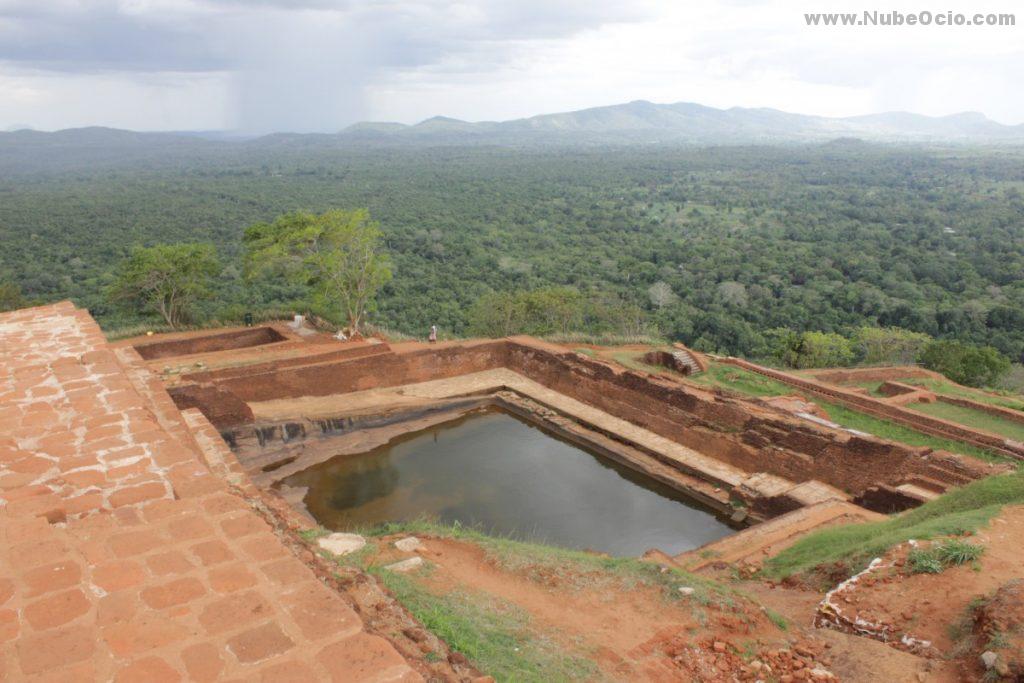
xmin=1 ymin=141 xmax=1023 ymax=361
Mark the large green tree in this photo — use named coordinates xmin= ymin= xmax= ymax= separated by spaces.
xmin=919 ymin=340 xmax=1010 ymax=388
xmin=243 ymin=209 xmax=391 ymax=333
xmin=0 ymin=280 xmax=26 ymax=312
xmin=107 ymin=243 xmax=220 ymax=328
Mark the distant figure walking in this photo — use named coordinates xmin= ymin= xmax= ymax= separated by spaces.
xmin=428 ymin=325 xmax=438 ymax=343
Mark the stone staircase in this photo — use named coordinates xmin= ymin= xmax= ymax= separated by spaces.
xmin=672 ymin=350 xmax=703 ymax=375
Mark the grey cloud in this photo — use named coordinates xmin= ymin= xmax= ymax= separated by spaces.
xmin=0 ymin=0 xmax=652 ymax=132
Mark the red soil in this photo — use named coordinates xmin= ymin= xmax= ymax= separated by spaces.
xmin=368 ymin=536 xmax=843 ymax=682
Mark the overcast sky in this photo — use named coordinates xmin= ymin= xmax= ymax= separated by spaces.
xmin=1 ymin=0 xmax=1021 ymax=133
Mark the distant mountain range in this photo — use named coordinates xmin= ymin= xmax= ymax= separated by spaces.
xmin=337 ymin=101 xmax=1024 ymax=144
xmin=1 ymin=101 xmax=1022 ymax=163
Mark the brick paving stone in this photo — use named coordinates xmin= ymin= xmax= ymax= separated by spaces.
xmin=0 ymin=303 xmax=420 ymax=681
xmin=23 ymin=589 xmax=91 ymax=630
xmin=191 ymin=539 xmax=236 ymax=566
xmin=258 ymin=659 xmax=320 ymax=682
xmin=113 ymin=656 xmax=182 ymax=683
xmin=92 ymin=560 xmax=147 ymax=592
xmin=317 ymin=633 xmax=423 ymax=683
xmin=207 ymin=562 xmax=260 ymax=594
xmin=146 ymin=550 xmax=196 ymax=576
xmin=22 ymin=560 xmax=82 ymax=597
xmin=198 ymin=590 xmax=274 ymax=635
xmin=180 ymin=642 xmax=225 ymax=683
xmin=17 ymin=624 xmax=96 ymax=675
xmin=140 ymin=577 xmax=206 ymax=610
xmin=102 ymin=612 xmax=191 ymax=657
xmin=225 ymin=621 xmax=295 ymax=664
xmin=281 ymin=581 xmax=362 ymax=642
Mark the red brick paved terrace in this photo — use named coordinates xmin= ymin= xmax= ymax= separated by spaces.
xmin=0 ymin=302 xmax=422 ymax=681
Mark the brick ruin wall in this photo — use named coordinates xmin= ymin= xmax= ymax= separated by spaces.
xmin=721 ymin=358 xmax=1024 ymax=459
xmin=505 ymin=344 xmax=988 ymax=496
xmin=936 ymin=396 xmax=1024 ymax=426
xmin=809 ymin=366 xmax=942 ymax=385
xmin=135 ymin=325 xmax=288 ymax=360
xmin=171 ymin=339 xmax=996 ymax=499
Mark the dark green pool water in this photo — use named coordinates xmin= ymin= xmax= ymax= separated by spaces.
xmin=283 ymin=409 xmax=732 ymax=556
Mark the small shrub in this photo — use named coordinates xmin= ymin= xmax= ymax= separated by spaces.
xmin=909 ymin=548 xmax=944 ymax=574
xmin=936 ymin=539 xmax=984 ymax=566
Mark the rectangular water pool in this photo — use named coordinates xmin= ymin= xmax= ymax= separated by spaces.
xmin=282 ymin=409 xmax=733 ymax=556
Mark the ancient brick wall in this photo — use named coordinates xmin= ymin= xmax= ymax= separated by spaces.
xmin=721 ymin=358 xmax=1024 ymax=459
xmin=134 ymin=326 xmax=288 ymax=360
xmin=504 ymin=342 xmax=992 ymax=496
xmin=809 ymin=366 xmax=942 ymax=385
xmin=171 ymin=337 xmax=998 ymax=497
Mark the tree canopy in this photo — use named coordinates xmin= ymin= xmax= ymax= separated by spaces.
xmin=243 ymin=209 xmax=391 ymax=333
xmin=107 ymin=243 xmax=220 ymax=328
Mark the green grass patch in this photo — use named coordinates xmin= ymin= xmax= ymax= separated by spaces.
xmin=692 ymin=363 xmax=1004 ymax=460
xmin=810 ymin=398 xmax=1006 ymax=462
xmin=372 ymin=570 xmax=597 ymax=682
xmin=905 ymin=378 xmax=1024 ymax=412
xmin=689 ymin=363 xmax=793 ymax=397
xmin=910 ymin=401 xmax=1024 ymax=442
xmin=935 ymin=539 xmax=985 ymax=566
xmin=908 ymin=547 xmax=945 ymax=574
xmin=909 ymin=539 xmax=984 ymax=574
xmin=763 ymin=471 xmax=1024 ymax=580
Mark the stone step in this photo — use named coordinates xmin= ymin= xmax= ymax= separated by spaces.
xmin=895 ymin=483 xmax=940 ymax=501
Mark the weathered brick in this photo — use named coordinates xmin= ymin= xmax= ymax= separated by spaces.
xmin=23 ymin=560 xmax=82 ymax=597
xmin=240 ymin=534 xmax=289 ymax=562
xmin=24 ymin=589 xmax=91 ymax=630
xmin=108 ymin=530 xmax=162 ymax=558
xmin=0 ymin=608 xmax=20 ymax=642
xmin=109 ymin=482 xmax=167 ymax=508
xmin=102 ymin=612 xmax=189 ymax=656
xmin=17 ymin=624 xmax=96 ymax=675
xmin=208 ymin=562 xmax=259 ymax=594
xmin=259 ymin=660 xmax=320 ymax=682
xmin=146 ymin=550 xmax=195 ymax=576
xmin=0 ymin=578 xmax=14 ymax=605
xmin=114 ymin=656 xmax=182 ymax=683
xmin=180 ymin=642 xmax=225 ymax=683
xmin=220 ymin=512 xmax=270 ymax=538
xmin=8 ymin=537 xmax=68 ymax=571
xmin=226 ymin=622 xmax=295 ymax=664
xmin=166 ymin=513 xmax=216 ymax=541
xmin=317 ymin=633 xmax=419 ymax=683
xmin=201 ymin=493 xmax=249 ymax=516
xmin=191 ymin=539 xmax=235 ymax=566
xmin=260 ymin=558 xmax=314 ymax=586
xmin=281 ymin=582 xmax=361 ymax=642
xmin=198 ymin=590 xmax=273 ymax=635
xmin=92 ymin=560 xmax=147 ymax=593
xmin=140 ymin=577 xmax=206 ymax=610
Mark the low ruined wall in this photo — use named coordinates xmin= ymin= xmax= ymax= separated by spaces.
xmin=721 ymin=358 xmax=1024 ymax=459
xmin=168 ymin=383 xmax=254 ymax=428
xmin=809 ymin=366 xmax=941 ymax=385
xmin=189 ymin=340 xmax=511 ymax=403
xmin=135 ymin=326 xmax=287 ymax=360
xmin=936 ymin=395 xmax=1024 ymax=425
xmin=182 ymin=343 xmax=391 ymax=385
